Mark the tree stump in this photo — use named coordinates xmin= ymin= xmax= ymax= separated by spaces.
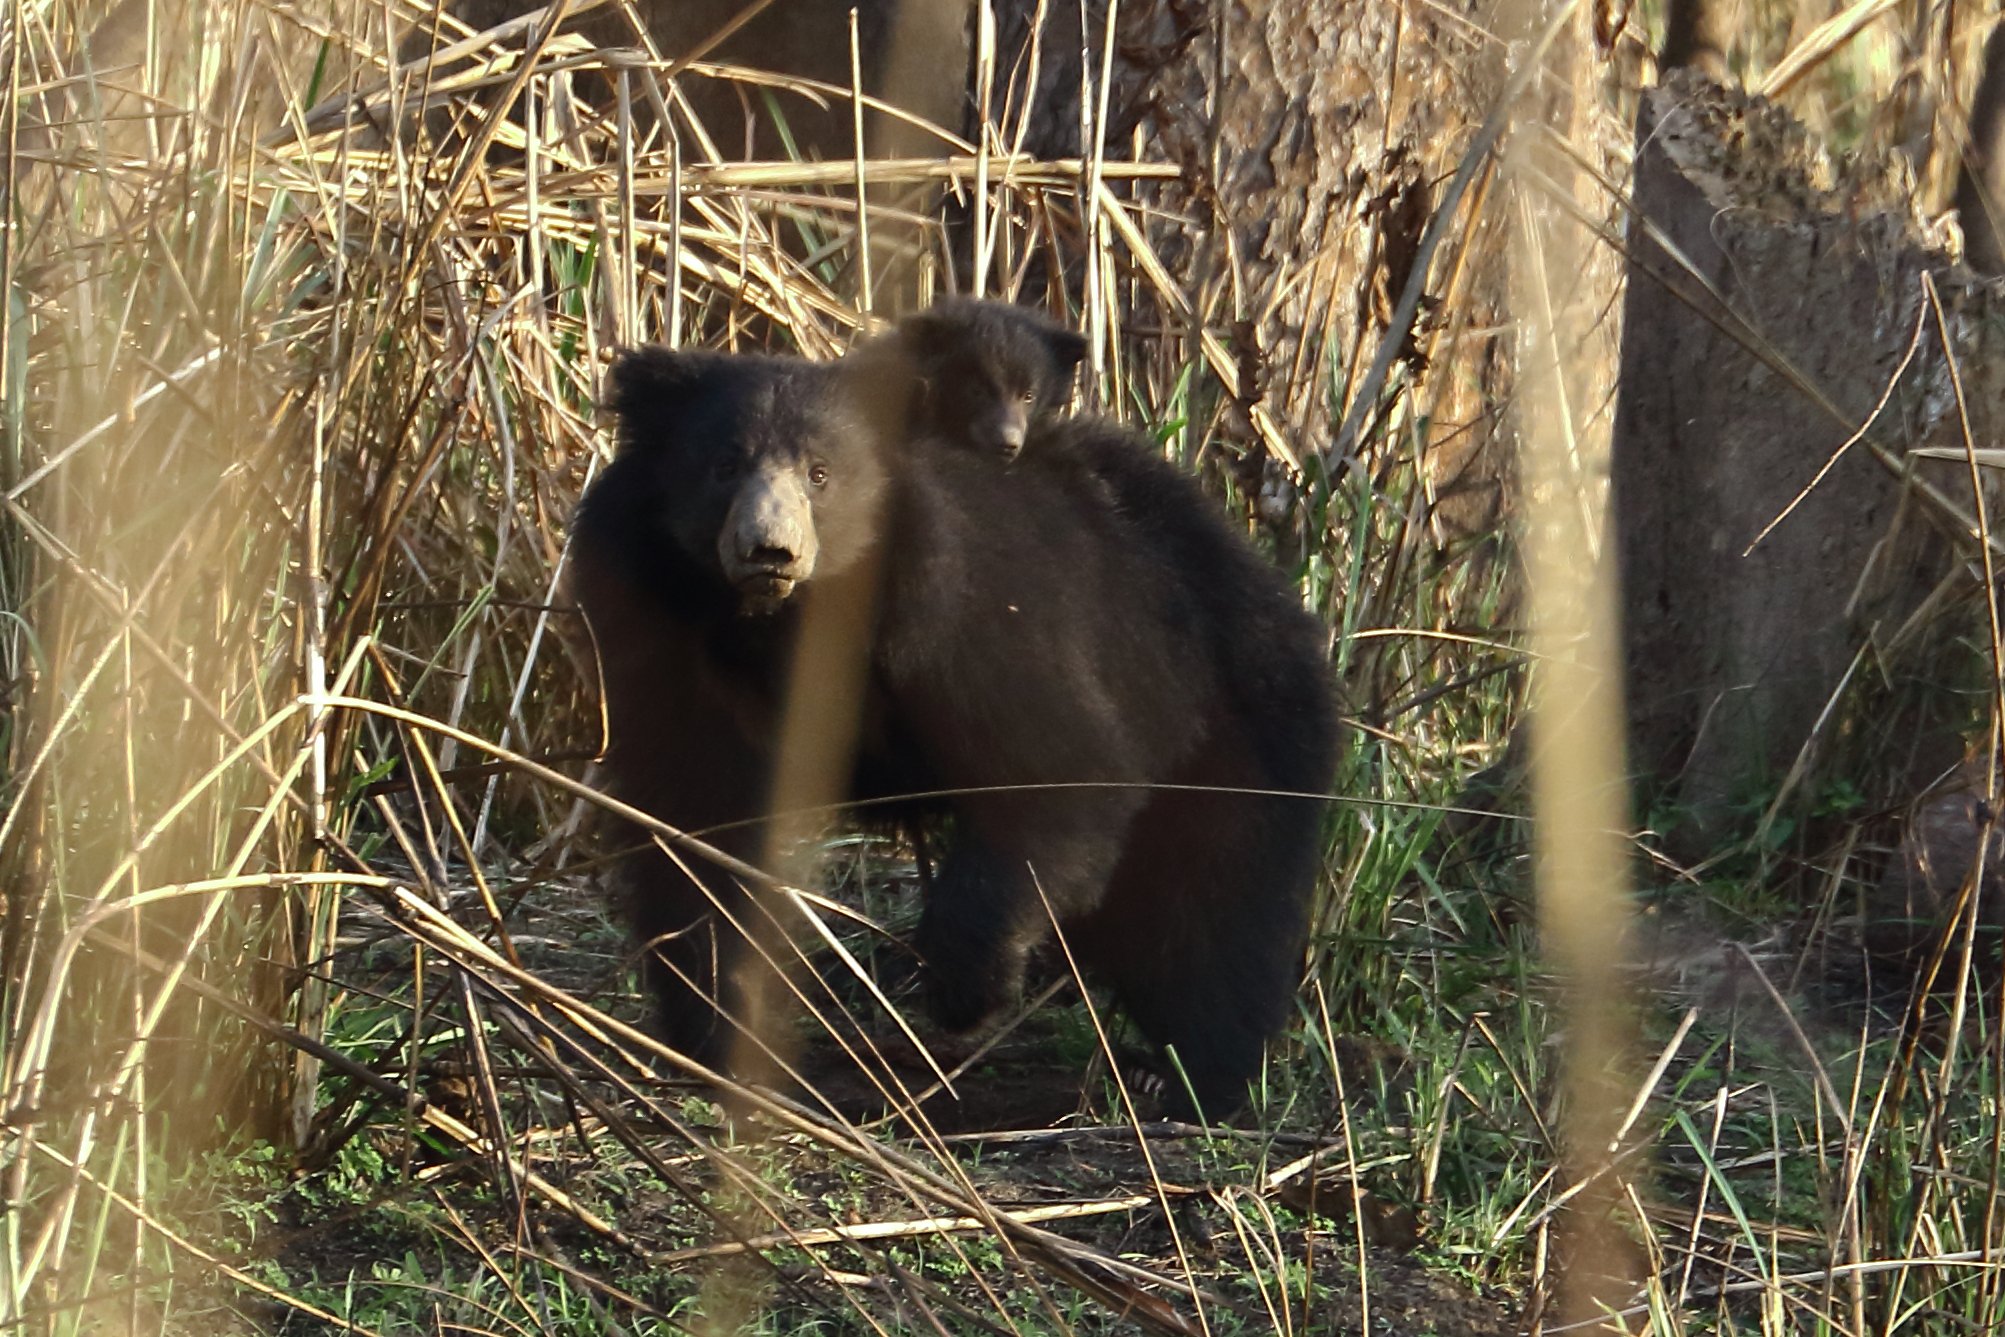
xmin=1613 ymin=72 xmax=2003 ymax=848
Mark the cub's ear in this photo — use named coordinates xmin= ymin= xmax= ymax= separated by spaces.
xmin=604 ymin=346 xmax=716 ymax=425
xmin=1045 ymin=327 xmax=1088 ymax=376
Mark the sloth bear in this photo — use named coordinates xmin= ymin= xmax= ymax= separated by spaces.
xmin=564 ymin=351 xmax=899 ymax=1071
xmin=568 ymin=337 xmax=1335 ymax=1117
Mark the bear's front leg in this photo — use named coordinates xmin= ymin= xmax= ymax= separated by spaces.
xmin=624 ymin=847 xmax=768 ymax=1071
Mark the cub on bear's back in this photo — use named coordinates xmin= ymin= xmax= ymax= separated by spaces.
xmin=855 ymin=301 xmax=1339 ymax=1115
xmin=865 ymin=298 xmax=1086 ymax=461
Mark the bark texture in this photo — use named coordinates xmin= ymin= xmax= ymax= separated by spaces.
xmin=996 ymin=0 xmax=1509 ymax=498
xmin=1953 ymin=23 xmax=2005 ymax=277
xmin=1614 ymin=73 xmax=2000 ymax=845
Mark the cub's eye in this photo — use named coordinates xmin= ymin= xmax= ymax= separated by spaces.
xmin=713 ymin=457 xmax=742 ymax=482
xmin=1018 ymin=389 xmax=1038 ymax=404
xmin=807 ymin=462 xmax=830 ymax=488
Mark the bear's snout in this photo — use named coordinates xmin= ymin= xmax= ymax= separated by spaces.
xmin=717 ymin=462 xmax=819 ymax=605
xmin=986 ymin=402 xmax=1028 ymax=458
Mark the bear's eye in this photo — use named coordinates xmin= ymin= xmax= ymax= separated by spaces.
xmin=807 ymin=461 xmax=830 ymax=488
xmin=713 ymin=457 xmax=742 ymax=483
xmin=1018 ymin=389 xmax=1038 ymax=405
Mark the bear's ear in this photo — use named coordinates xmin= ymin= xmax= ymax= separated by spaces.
xmin=1045 ymin=327 xmax=1088 ymax=376
xmin=605 ymin=347 xmax=714 ymax=425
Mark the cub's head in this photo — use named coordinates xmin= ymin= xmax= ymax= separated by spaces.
xmin=604 ymin=348 xmax=886 ymax=614
xmin=893 ymin=299 xmax=1086 ymax=460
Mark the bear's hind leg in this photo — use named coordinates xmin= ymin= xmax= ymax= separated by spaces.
xmin=916 ymin=820 xmax=1130 ymax=1032
xmin=1117 ymin=961 xmax=1288 ymax=1121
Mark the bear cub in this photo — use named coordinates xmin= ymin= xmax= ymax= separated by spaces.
xmin=857 ymin=301 xmax=1339 ymax=1116
xmin=879 ymin=298 xmax=1086 ymax=461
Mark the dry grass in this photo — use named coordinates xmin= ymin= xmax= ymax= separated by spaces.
xmin=8 ymin=0 xmax=2005 ymax=1332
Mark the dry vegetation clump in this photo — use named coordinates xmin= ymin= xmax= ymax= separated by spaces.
xmin=0 ymin=1 xmax=1510 ymax=1328
xmin=10 ymin=0 xmax=2005 ymax=1332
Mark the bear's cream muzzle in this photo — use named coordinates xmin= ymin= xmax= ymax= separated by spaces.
xmin=718 ymin=461 xmax=818 ymax=610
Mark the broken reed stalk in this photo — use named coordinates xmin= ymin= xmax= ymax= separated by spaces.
xmin=1502 ymin=0 xmax=1643 ymax=1328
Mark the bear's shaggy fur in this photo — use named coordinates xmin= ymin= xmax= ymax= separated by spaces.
xmin=877 ymin=299 xmax=1086 ymax=461
xmin=565 ymin=350 xmax=897 ymax=1068
xmin=569 ymin=335 xmax=1335 ymax=1116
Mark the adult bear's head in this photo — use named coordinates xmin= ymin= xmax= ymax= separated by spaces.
xmin=605 ymin=348 xmax=887 ymax=614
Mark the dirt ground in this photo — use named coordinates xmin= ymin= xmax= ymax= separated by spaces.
xmin=220 ymin=862 xmax=1523 ymax=1335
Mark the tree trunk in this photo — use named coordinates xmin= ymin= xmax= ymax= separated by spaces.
xmin=1613 ymin=72 xmax=2000 ymax=848
xmin=995 ymin=0 xmax=1516 ymax=520
xmin=1660 ymin=0 xmax=1731 ymax=81
xmin=1953 ymin=23 xmax=2005 ymax=277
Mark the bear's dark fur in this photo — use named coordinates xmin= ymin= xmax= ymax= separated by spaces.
xmin=880 ymin=299 xmax=1086 ymax=460
xmin=876 ymin=422 xmax=1336 ymax=1115
xmin=565 ymin=349 xmax=901 ymax=1069
xmin=571 ymin=338 xmax=1335 ymax=1117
